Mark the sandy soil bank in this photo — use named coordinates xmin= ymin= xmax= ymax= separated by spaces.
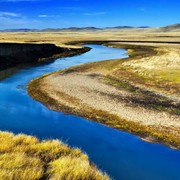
xmin=41 ymin=73 xmax=180 ymax=128
xmin=28 ymin=43 xmax=180 ymax=149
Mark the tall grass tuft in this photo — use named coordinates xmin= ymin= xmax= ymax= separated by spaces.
xmin=0 ymin=131 xmax=109 ymax=180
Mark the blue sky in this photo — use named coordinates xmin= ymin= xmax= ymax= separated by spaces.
xmin=0 ymin=0 xmax=179 ymax=29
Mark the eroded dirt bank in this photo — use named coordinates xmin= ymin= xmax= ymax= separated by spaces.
xmin=0 ymin=43 xmax=90 ymax=70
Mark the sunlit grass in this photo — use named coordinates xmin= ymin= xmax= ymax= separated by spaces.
xmin=48 ymin=156 xmax=109 ymax=180
xmin=158 ymin=69 xmax=180 ymax=83
xmin=0 ymin=153 xmax=44 ymax=180
xmin=0 ymin=131 xmax=109 ymax=180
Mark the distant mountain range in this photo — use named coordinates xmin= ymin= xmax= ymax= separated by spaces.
xmin=0 ymin=28 xmax=37 ymax=32
xmin=41 ymin=27 xmax=103 ymax=32
xmin=106 ymin=26 xmax=150 ymax=29
xmin=0 ymin=24 xmax=179 ymax=32
xmin=158 ymin=23 xmax=180 ymax=32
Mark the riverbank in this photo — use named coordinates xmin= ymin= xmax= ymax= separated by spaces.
xmin=0 ymin=43 xmax=90 ymax=70
xmin=0 ymin=131 xmax=109 ymax=179
xmin=28 ymin=42 xmax=180 ymax=149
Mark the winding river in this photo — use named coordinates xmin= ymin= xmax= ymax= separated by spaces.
xmin=0 ymin=45 xmax=180 ymax=180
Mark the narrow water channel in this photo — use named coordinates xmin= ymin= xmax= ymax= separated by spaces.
xmin=0 ymin=45 xmax=180 ymax=180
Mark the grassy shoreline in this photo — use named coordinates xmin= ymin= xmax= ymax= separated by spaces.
xmin=28 ymin=73 xmax=180 ymax=149
xmin=28 ymin=42 xmax=180 ymax=149
xmin=0 ymin=131 xmax=109 ymax=180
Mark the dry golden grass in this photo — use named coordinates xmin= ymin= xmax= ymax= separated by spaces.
xmin=48 ymin=156 xmax=108 ymax=180
xmin=0 ymin=29 xmax=179 ymax=88
xmin=0 ymin=153 xmax=44 ymax=180
xmin=28 ymin=41 xmax=180 ymax=149
xmin=28 ymin=70 xmax=180 ymax=149
xmin=1 ymin=29 xmax=180 ymax=158
xmin=120 ymin=46 xmax=180 ymax=92
xmin=0 ymin=30 xmax=180 ymax=47
xmin=0 ymin=131 xmax=109 ymax=180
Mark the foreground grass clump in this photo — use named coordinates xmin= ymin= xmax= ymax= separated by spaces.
xmin=0 ymin=131 xmax=109 ymax=180
xmin=48 ymin=156 xmax=107 ymax=180
xmin=0 ymin=153 xmax=43 ymax=180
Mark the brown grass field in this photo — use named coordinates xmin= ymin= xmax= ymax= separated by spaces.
xmin=19 ymin=29 xmax=179 ymax=149
xmin=0 ymin=29 xmax=180 ymax=46
xmin=0 ymin=29 xmax=180 ymax=179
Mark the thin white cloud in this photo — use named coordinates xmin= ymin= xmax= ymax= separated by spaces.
xmin=38 ymin=14 xmax=48 ymax=18
xmin=0 ymin=16 xmax=40 ymax=28
xmin=83 ymin=12 xmax=107 ymax=16
xmin=0 ymin=12 xmax=41 ymax=29
xmin=38 ymin=14 xmax=60 ymax=18
xmin=0 ymin=12 xmax=20 ymax=17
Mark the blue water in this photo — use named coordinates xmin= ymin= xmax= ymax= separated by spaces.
xmin=0 ymin=44 xmax=180 ymax=180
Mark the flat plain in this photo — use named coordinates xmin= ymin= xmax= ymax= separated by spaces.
xmin=1 ymin=27 xmax=180 ymax=179
xmin=21 ymin=28 xmax=180 ymax=149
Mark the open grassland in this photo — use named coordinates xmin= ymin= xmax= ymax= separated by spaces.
xmin=27 ymin=34 xmax=180 ymax=148
xmin=106 ymin=43 xmax=180 ymax=95
xmin=0 ymin=30 xmax=180 ymax=47
xmin=0 ymin=29 xmax=180 ymax=174
xmin=0 ymin=131 xmax=109 ymax=180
